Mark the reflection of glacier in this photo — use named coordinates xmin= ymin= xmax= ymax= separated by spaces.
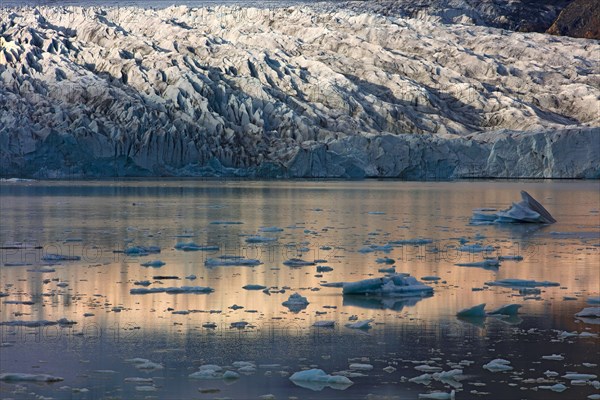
xmin=0 ymin=6 xmax=598 ymax=178
xmin=343 ymin=294 xmax=431 ymax=311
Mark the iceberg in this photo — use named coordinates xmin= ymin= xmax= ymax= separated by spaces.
xmin=471 ymin=191 xmax=556 ymax=224
xmin=488 ymin=304 xmax=522 ymax=315
xmin=289 ymin=369 xmax=353 ymax=391
xmin=205 ymin=256 xmax=262 ymax=267
xmin=483 ymin=359 xmax=513 ymax=372
xmin=485 ymin=279 xmax=560 ymax=288
xmin=342 ymin=275 xmax=434 ymax=298
xmin=575 ymin=307 xmax=600 ymax=318
xmin=0 ymin=373 xmax=64 ymax=382
xmin=130 ymin=286 xmax=214 ymax=294
xmin=457 ymin=304 xmax=486 ymax=318
xmin=282 ymin=293 xmax=309 ymax=312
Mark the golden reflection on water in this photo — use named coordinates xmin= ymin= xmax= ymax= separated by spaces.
xmin=0 ymin=180 xmax=598 ymax=332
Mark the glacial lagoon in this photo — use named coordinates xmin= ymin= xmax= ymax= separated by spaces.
xmin=0 ymin=179 xmax=598 ymax=399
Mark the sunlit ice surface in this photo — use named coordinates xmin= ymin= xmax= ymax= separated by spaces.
xmin=0 ymin=179 xmax=598 ymax=399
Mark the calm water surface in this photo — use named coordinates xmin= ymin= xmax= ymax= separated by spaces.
xmin=0 ymin=180 xmax=598 ymax=399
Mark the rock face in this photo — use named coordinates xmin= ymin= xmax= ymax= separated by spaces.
xmin=0 ymin=5 xmax=598 ymax=178
xmin=547 ymin=0 xmax=600 ymax=39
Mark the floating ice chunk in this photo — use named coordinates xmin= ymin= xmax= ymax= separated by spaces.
xmin=432 ymin=369 xmax=464 ymax=381
xmin=321 ymin=282 xmax=345 ymax=288
xmin=588 ymin=297 xmax=600 ymax=304
xmin=130 ymin=286 xmax=214 ymax=294
xmin=415 ymin=365 xmax=442 ymax=372
xmin=0 ymin=320 xmax=58 ymax=327
xmin=282 ymin=293 xmax=309 ymax=312
xmin=259 ymin=226 xmax=283 ymax=232
xmin=283 ymin=258 xmax=316 ymax=267
xmin=317 ymin=266 xmax=334 ymax=272
xmin=230 ymin=321 xmax=249 ymax=329
xmin=483 ymin=359 xmax=513 ymax=372
xmin=223 ymin=370 xmax=241 ymax=379
xmin=488 ymin=304 xmax=522 ymax=315
xmin=125 ymin=358 xmax=163 ymax=370
xmin=0 ymin=373 xmax=64 ymax=382
xmin=409 ymin=373 xmax=432 ymax=384
xmin=243 ymin=284 xmax=267 ymax=290
xmin=485 ymin=279 xmax=560 ymax=288
xmin=542 ymin=354 xmax=564 ymax=361
xmin=367 ymin=211 xmax=385 ymax=215
xmin=123 ymin=246 xmax=160 ymax=256
xmin=376 ymin=257 xmax=396 ymax=264
xmin=175 ymin=242 xmax=219 ymax=251
xmin=205 ymin=256 xmax=262 ymax=267
xmin=544 ymin=370 xmax=559 ymax=377
xmin=172 ymin=310 xmax=190 ymax=315
xmin=457 ymin=304 xmax=486 ymax=318
xmin=210 ymin=221 xmax=243 ymax=225
xmin=185 ymin=275 xmax=196 ymax=280
xmin=246 ymin=236 xmax=277 ymax=243
xmin=418 ymin=391 xmax=455 ymax=399
xmin=563 ymin=373 xmax=597 ymax=380
xmin=421 ymin=276 xmax=441 ymax=281
xmin=189 ymin=364 xmax=236 ymax=380
xmin=498 ymin=255 xmax=523 ymax=261
xmin=124 ymin=377 xmax=153 ymax=383
xmin=342 ymin=275 xmax=433 ymax=298
xmin=576 ymin=307 xmax=600 ymax=318
xmin=349 ymin=363 xmax=373 ymax=371
xmin=538 ymin=383 xmax=567 ymax=392
xmin=383 ymin=366 xmax=396 ymax=373
xmin=472 ymin=191 xmax=556 ymax=224
xmin=345 ymin=319 xmax=373 ymax=329
xmin=289 ymin=369 xmax=353 ymax=391
xmin=140 ymin=260 xmax=165 ymax=268
xmin=456 ymin=260 xmax=499 ymax=268
xmin=135 ymin=386 xmax=157 ymax=391
xmin=313 ymin=320 xmax=335 ymax=328
xmin=57 ymin=318 xmax=77 ymax=325
xmin=588 ymin=395 xmax=600 ymax=400
xmin=41 ymin=254 xmax=81 ymax=261
xmin=359 ymin=244 xmax=393 ymax=253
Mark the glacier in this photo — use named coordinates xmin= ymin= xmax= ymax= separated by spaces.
xmin=0 ymin=5 xmax=598 ymax=178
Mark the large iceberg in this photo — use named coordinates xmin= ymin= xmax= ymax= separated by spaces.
xmin=471 ymin=191 xmax=557 ymax=224
xmin=342 ymin=275 xmax=434 ymax=298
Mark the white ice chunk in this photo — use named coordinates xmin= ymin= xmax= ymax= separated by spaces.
xmin=0 ymin=373 xmax=64 ymax=382
xmin=289 ymin=369 xmax=353 ymax=391
xmin=576 ymin=307 xmax=600 ymax=318
xmin=418 ymin=390 xmax=455 ymax=399
xmin=345 ymin=319 xmax=373 ymax=329
xmin=342 ymin=275 xmax=433 ymax=298
xmin=483 ymin=359 xmax=513 ymax=372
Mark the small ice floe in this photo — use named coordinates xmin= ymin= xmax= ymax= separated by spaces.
xmin=3 ymin=300 xmax=35 ymax=305
xmin=349 ymin=363 xmax=373 ymax=371
xmin=342 ymin=275 xmax=433 ymax=298
xmin=41 ymin=254 xmax=81 ymax=261
xmin=282 ymin=293 xmax=309 ymax=312
xmin=259 ymin=226 xmax=284 ymax=232
xmin=455 ymin=260 xmax=499 ymax=269
xmin=415 ymin=365 xmax=442 ymax=372
xmin=36 ymin=266 xmax=56 ymax=273
xmin=488 ymin=304 xmax=522 ymax=315
xmin=389 ymin=238 xmax=433 ymax=245
xmin=122 ymin=246 xmax=161 ymax=256
xmin=189 ymin=365 xmax=239 ymax=380
xmin=202 ymin=322 xmax=217 ymax=329
xmin=124 ymin=377 xmax=153 ymax=383
xmin=125 ymin=358 xmax=164 ymax=370
xmin=316 ymin=266 xmax=333 ymax=272
xmin=175 ymin=242 xmax=219 ymax=251
xmin=289 ymin=369 xmax=353 ymax=391
xmin=376 ymin=257 xmax=396 ymax=264
xmin=575 ymin=307 xmax=600 ymax=318
xmin=483 ymin=359 xmax=513 ymax=372
xmin=345 ymin=319 xmax=373 ymax=329
xmin=498 ymin=255 xmax=523 ymax=261
xmin=130 ymin=286 xmax=214 ymax=294
xmin=245 ymin=236 xmax=277 ymax=243
xmin=367 ymin=211 xmax=385 ymax=215
xmin=538 ymin=383 xmax=567 ymax=392
xmin=210 ymin=221 xmax=243 ymax=225
xmin=229 ymin=304 xmax=244 ymax=310
xmin=153 ymin=275 xmax=179 ymax=280
xmin=0 ymin=373 xmax=64 ymax=382
xmin=485 ymin=279 xmax=560 ymax=288
xmin=542 ymin=354 xmax=564 ymax=361
xmin=588 ymin=296 xmax=600 ymax=304
xmin=140 ymin=260 xmax=165 ymax=268
xmin=358 ymin=244 xmax=393 ymax=253
xmin=185 ymin=275 xmax=196 ymax=280
xmin=0 ymin=320 xmax=58 ymax=327
xmin=421 ymin=276 xmax=441 ymax=281
xmin=418 ymin=391 xmax=455 ymax=400
xmin=544 ymin=370 xmax=559 ymax=377
xmin=243 ymin=284 xmax=267 ymax=290
xmin=562 ymin=373 xmax=597 ymax=381
xmin=321 ymin=282 xmax=345 ymax=288
xmin=283 ymin=258 xmax=316 ymax=267
xmin=313 ymin=320 xmax=335 ymax=328
xmin=205 ymin=256 xmax=262 ymax=267
xmin=230 ymin=321 xmax=249 ymax=329
xmin=172 ymin=310 xmax=190 ymax=315
xmin=378 ymin=266 xmax=396 ymax=273
xmin=57 ymin=282 xmax=69 ymax=288
xmin=83 ymin=313 xmax=94 ymax=317
xmin=471 ymin=191 xmax=557 ymax=224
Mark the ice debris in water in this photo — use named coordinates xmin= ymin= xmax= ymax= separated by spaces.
xmin=0 ymin=373 xmax=64 ymax=382
xmin=140 ymin=260 xmax=165 ymax=268
xmin=471 ymin=191 xmax=556 ymax=224
xmin=282 ymin=293 xmax=309 ymax=312
xmin=245 ymin=236 xmax=277 ymax=243
xmin=483 ymin=359 xmax=513 ymax=372
xmin=418 ymin=391 xmax=455 ymax=400
xmin=313 ymin=320 xmax=335 ymax=328
xmin=125 ymin=358 xmax=164 ymax=370
xmin=575 ymin=307 xmax=600 ymax=318
xmin=189 ymin=365 xmax=240 ymax=380
xmin=259 ymin=226 xmax=283 ymax=232
xmin=130 ymin=286 xmax=214 ymax=294
xmin=485 ymin=279 xmax=560 ymax=287
xmin=457 ymin=304 xmax=486 ymax=318
xmin=538 ymin=383 xmax=567 ymax=392
xmin=289 ymin=369 xmax=353 ymax=391
xmin=488 ymin=304 xmax=522 ymax=315
xmin=41 ymin=254 xmax=81 ymax=261
xmin=243 ymin=284 xmax=267 ymax=290
xmin=455 ymin=260 xmax=500 ymax=268
xmin=204 ymin=256 xmax=262 ymax=267
xmin=283 ymin=258 xmax=316 ymax=267
xmin=588 ymin=296 xmax=600 ymax=304
xmin=175 ymin=242 xmax=219 ymax=251
xmin=345 ymin=319 xmax=373 ymax=329
xmin=342 ymin=275 xmax=433 ymax=297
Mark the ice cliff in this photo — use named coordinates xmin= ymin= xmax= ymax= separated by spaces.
xmin=0 ymin=5 xmax=598 ymax=178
